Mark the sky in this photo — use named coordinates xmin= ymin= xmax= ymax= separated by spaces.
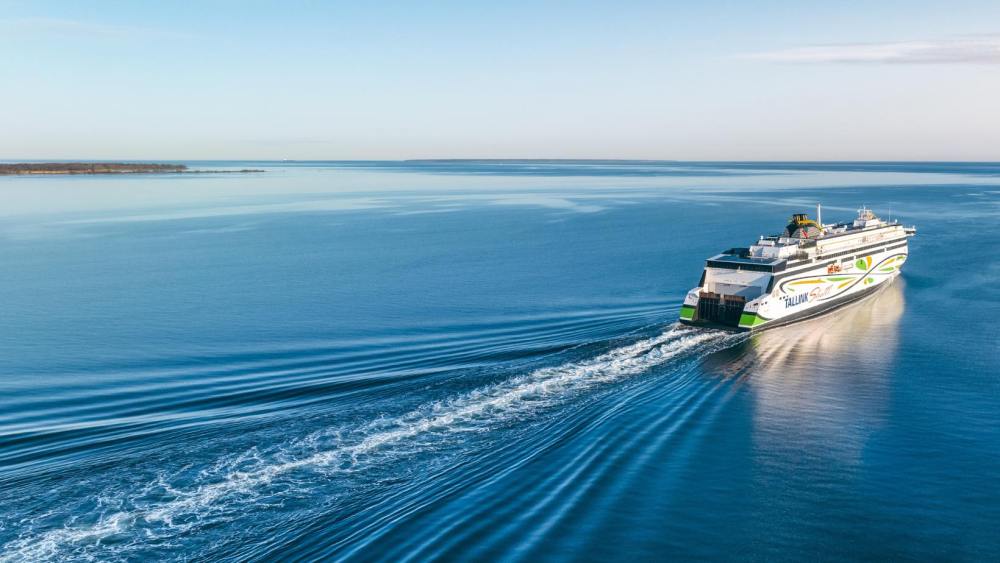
xmin=1 ymin=0 xmax=999 ymax=160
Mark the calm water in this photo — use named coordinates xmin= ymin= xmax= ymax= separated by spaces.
xmin=1 ymin=161 xmax=998 ymax=561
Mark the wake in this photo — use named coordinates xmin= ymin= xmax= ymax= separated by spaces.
xmin=1 ymin=325 xmax=736 ymax=561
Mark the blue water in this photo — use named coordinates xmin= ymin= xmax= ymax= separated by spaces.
xmin=1 ymin=161 xmax=998 ymax=561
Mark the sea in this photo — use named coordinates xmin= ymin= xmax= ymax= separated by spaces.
xmin=1 ymin=161 xmax=998 ymax=561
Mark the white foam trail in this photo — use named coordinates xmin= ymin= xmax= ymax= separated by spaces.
xmin=0 ymin=326 xmax=731 ymax=562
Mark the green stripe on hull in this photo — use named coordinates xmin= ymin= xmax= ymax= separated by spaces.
xmin=738 ymin=312 xmax=767 ymax=328
xmin=679 ymin=304 xmax=695 ymax=320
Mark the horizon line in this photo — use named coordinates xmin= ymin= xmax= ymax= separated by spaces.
xmin=3 ymin=158 xmax=1000 ymax=164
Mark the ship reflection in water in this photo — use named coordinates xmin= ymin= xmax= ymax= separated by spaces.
xmin=709 ymin=280 xmax=905 ymax=470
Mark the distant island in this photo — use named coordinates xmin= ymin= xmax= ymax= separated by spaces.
xmin=0 ymin=163 xmax=265 ymax=175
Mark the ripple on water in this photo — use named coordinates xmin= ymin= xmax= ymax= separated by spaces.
xmin=0 ymin=324 xmax=739 ymax=561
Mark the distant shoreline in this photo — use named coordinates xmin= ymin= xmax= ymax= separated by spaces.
xmin=0 ymin=163 xmax=265 ymax=176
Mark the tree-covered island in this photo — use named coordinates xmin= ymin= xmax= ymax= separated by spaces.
xmin=0 ymin=163 xmax=265 ymax=175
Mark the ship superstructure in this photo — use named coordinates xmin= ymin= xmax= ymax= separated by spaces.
xmin=679 ymin=206 xmax=915 ymax=331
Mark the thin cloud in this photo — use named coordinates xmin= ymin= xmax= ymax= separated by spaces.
xmin=742 ymin=36 xmax=1000 ymax=64
xmin=0 ymin=17 xmax=182 ymax=39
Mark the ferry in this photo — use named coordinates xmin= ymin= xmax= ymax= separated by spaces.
xmin=679 ymin=206 xmax=915 ymax=331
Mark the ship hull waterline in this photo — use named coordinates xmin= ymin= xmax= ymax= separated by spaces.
xmin=679 ymin=274 xmax=897 ymax=333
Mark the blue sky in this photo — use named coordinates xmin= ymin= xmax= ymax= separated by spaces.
xmin=2 ymin=0 xmax=999 ymax=160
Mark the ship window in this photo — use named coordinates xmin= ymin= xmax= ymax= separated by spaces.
xmin=706 ymin=260 xmax=779 ymax=273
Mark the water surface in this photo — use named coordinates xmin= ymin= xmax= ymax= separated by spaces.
xmin=1 ymin=161 xmax=998 ymax=561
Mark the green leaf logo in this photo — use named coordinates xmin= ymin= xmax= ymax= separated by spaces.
xmin=855 ymin=259 xmax=866 ymax=270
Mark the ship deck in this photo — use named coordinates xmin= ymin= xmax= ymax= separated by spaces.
xmin=706 ymin=252 xmax=786 ymax=273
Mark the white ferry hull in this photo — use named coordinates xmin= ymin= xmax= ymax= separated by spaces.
xmin=732 ymin=247 xmax=906 ymax=330
xmin=679 ymin=208 xmax=913 ymax=332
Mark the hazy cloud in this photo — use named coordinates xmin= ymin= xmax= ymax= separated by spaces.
xmin=0 ymin=17 xmax=129 ymax=35
xmin=742 ymin=36 xmax=1000 ymax=64
xmin=0 ymin=17 xmax=180 ymax=39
